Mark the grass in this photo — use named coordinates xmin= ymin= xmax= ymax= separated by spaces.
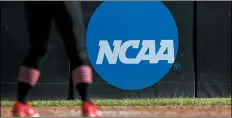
xmin=1 ymin=98 xmax=231 ymax=107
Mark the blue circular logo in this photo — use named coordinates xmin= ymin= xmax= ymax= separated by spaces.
xmin=86 ymin=1 xmax=178 ymax=90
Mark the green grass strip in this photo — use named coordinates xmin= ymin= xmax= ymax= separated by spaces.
xmin=1 ymin=98 xmax=231 ymax=107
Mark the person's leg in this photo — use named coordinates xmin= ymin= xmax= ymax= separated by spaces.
xmin=12 ymin=2 xmax=52 ymax=117
xmin=52 ymin=2 xmax=101 ymax=117
xmin=53 ymin=1 xmax=91 ymax=102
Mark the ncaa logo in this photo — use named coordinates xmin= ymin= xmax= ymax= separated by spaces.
xmin=86 ymin=1 xmax=179 ymax=90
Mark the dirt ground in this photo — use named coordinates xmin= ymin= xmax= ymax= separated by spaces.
xmin=1 ymin=106 xmax=231 ymax=117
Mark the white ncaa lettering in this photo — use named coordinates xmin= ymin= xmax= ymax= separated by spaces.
xmin=96 ymin=40 xmax=175 ymax=64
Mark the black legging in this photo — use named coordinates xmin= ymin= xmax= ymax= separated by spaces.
xmin=23 ymin=1 xmax=86 ymax=70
